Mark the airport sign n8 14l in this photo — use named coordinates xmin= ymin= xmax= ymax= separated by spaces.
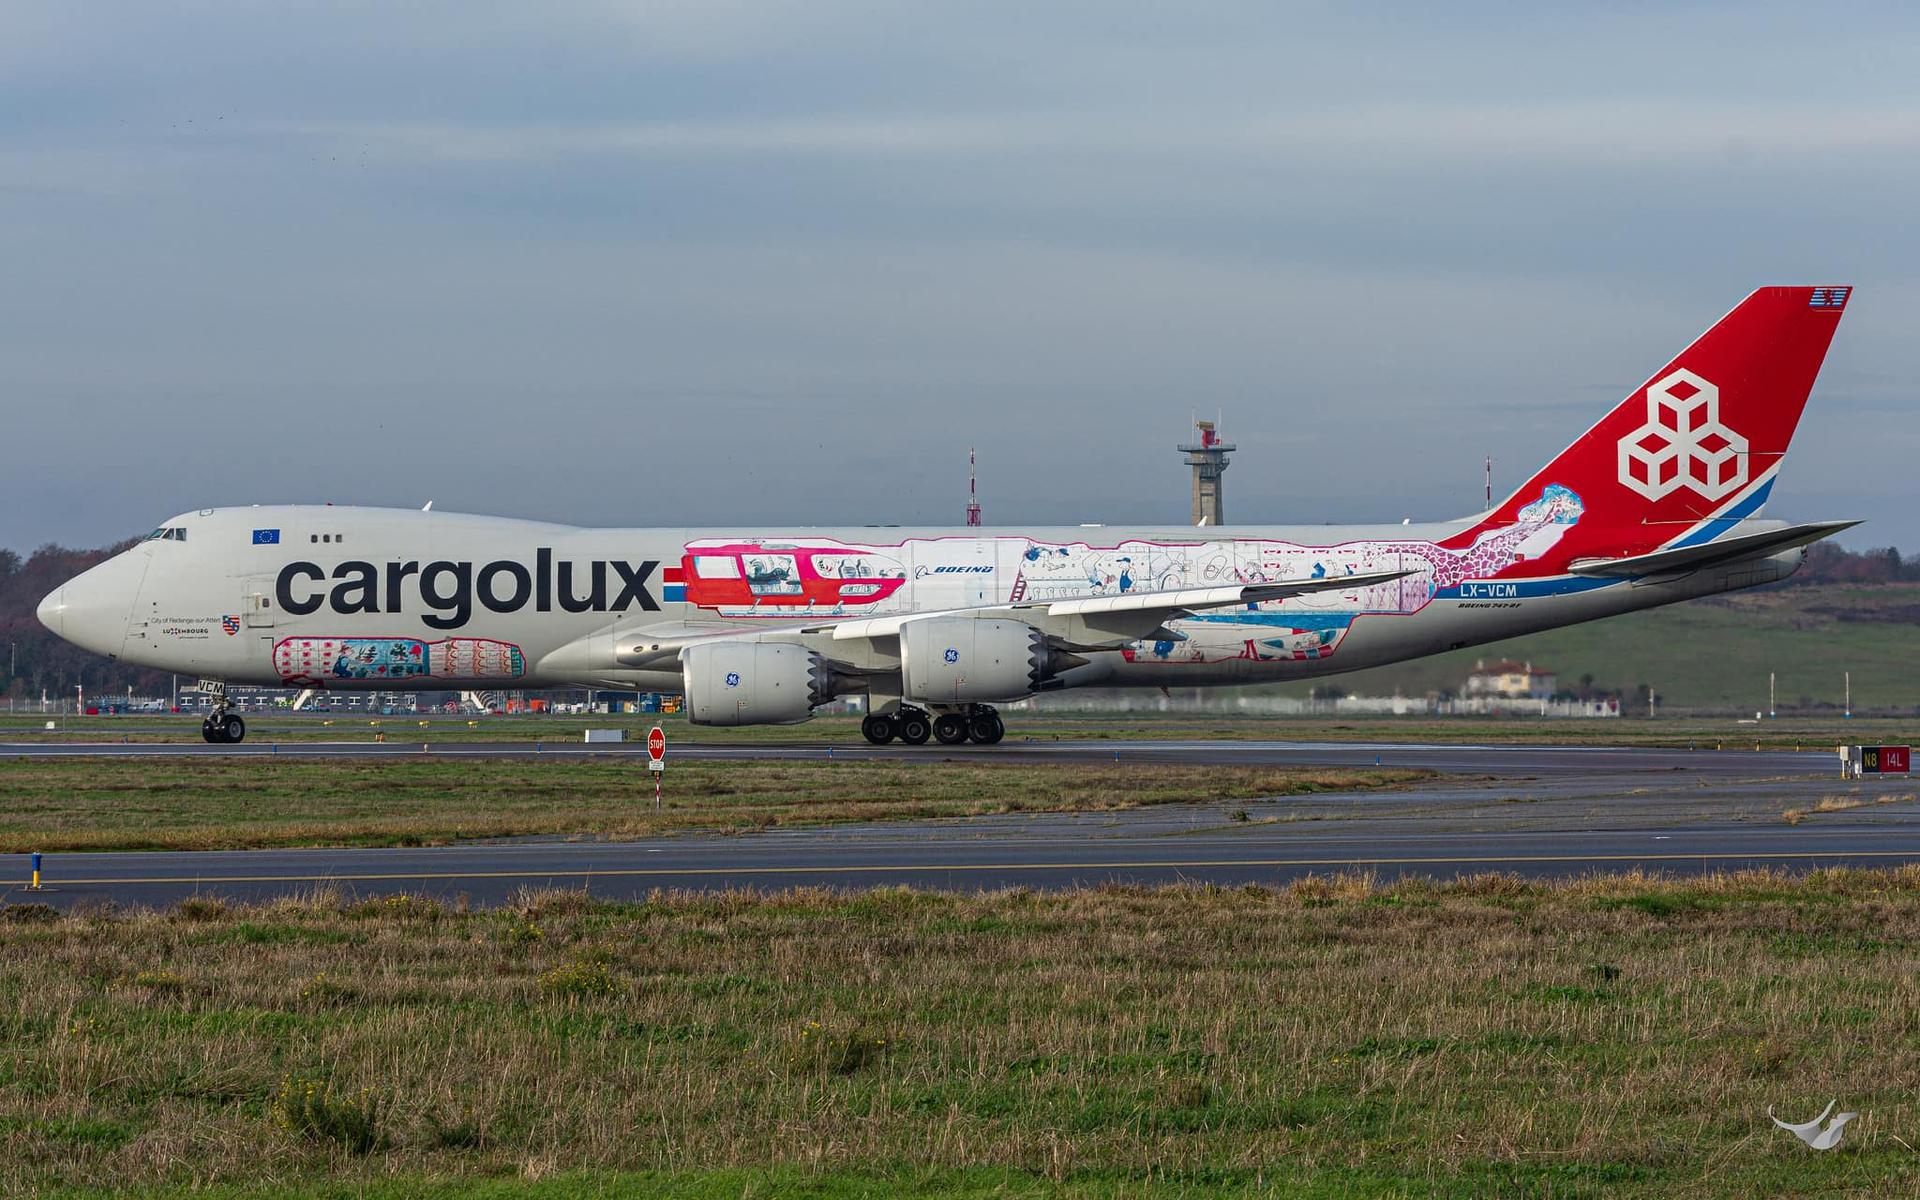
xmin=1863 ymin=745 xmax=1909 ymax=774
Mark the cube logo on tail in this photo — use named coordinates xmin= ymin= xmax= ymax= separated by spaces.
xmin=1616 ymin=369 xmax=1748 ymax=503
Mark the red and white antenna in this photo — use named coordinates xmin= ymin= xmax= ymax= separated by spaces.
xmin=965 ymin=447 xmax=983 ymax=527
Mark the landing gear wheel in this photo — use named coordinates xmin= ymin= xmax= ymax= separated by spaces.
xmin=204 ymin=714 xmax=245 ymax=743
xmin=967 ymin=710 xmax=1005 ymax=745
xmin=932 ymin=714 xmax=970 ymax=745
xmin=897 ymin=712 xmax=932 ymax=745
xmin=861 ymin=713 xmax=897 ymax=745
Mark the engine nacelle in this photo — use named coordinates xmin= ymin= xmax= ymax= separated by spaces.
xmin=901 ymin=617 xmax=1056 ymax=704
xmin=682 ymin=641 xmax=838 ymax=726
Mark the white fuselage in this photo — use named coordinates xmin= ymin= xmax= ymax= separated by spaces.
xmin=39 ymin=504 xmax=1802 ymax=695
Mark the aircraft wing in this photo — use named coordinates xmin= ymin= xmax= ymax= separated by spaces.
xmin=817 ymin=569 xmax=1413 ymax=646
xmin=601 ymin=569 xmax=1413 ymax=670
xmin=1567 ymin=520 xmax=1860 ymax=578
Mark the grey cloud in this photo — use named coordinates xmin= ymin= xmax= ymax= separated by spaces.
xmin=1 ymin=1 xmax=1915 ymax=549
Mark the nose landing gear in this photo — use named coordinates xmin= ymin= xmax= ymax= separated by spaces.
xmin=198 ymin=680 xmax=246 ymax=744
xmin=201 ymin=713 xmax=246 ymax=744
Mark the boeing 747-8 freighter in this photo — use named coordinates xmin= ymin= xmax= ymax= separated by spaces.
xmin=38 ymin=287 xmax=1856 ymax=745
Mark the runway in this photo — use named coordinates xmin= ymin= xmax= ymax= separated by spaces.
xmin=2 ymin=738 xmax=1909 ymax=908
xmin=0 ymin=736 xmax=1846 ymax=777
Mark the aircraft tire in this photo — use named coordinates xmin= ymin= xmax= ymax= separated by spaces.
xmin=201 ymin=720 xmax=220 ymax=744
xmin=861 ymin=713 xmax=896 ymax=745
xmin=897 ymin=712 xmax=932 ymax=745
xmin=932 ymin=714 xmax=969 ymax=745
xmin=221 ymin=714 xmax=246 ymax=743
xmin=968 ymin=711 xmax=1004 ymax=745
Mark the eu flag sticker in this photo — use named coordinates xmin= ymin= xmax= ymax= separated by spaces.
xmin=252 ymin=529 xmax=280 ymax=545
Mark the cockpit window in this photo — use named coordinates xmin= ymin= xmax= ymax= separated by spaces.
xmin=145 ymin=527 xmax=187 ymax=542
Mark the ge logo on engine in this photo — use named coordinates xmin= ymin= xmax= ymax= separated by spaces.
xmin=1616 ymin=368 xmax=1748 ymax=502
xmin=943 ymin=648 xmax=959 ymax=664
xmin=724 ymin=672 xmax=741 ymax=688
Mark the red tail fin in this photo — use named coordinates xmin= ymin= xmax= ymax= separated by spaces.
xmin=1468 ymin=286 xmax=1849 ymax=564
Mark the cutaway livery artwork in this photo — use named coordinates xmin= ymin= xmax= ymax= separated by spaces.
xmin=677 ymin=480 xmax=1581 ymax=666
xmin=272 ymin=637 xmax=526 ymax=685
xmin=34 ymin=287 xmax=1859 ymax=745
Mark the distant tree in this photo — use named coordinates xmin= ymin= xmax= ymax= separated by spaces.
xmin=1787 ymin=542 xmax=1920 ymax=586
xmin=0 ymin=538 xmax=168 ymax=698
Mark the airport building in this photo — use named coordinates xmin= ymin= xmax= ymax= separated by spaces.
xmin=1465 ymin=659 xmax=1558 ymax=702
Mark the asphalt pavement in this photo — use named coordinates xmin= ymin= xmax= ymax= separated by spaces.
xmin=1 ymin=737 xmax=1905 ymax=909
xmin=0 ymin=736 xmax=1843 ymax=776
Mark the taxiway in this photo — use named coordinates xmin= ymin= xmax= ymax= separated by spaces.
xmin=1 ymin=738 xmax=1902 ymax=908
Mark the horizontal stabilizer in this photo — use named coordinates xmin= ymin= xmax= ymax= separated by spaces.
xmin=1568 ymin=521 xmax=1859 ymax=578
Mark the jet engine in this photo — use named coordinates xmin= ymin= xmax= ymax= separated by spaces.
xmin=682 ymin=641 xmax=842 ymax=726
xmin=900 ymin=617 xmax=1069 ymax=704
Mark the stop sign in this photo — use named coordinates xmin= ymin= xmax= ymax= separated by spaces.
xmin=647 ymin=726 xmax=666 ymax=762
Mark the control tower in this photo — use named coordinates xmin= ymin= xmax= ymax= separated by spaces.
xmin=1177 ymin=419 xmax=1235 ymax=526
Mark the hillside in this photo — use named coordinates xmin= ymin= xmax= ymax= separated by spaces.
xmin=1256 ymin=583 xmax=1920 ymax=713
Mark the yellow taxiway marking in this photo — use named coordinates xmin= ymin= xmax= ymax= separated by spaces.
xmin=10 ymin=848 xmax=1920 ymax=888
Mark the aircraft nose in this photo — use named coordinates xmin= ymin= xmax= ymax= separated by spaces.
xmin=39 ymin=554 xmax=141 ymax=658
xmin=36 ymin=586 xmax=65 ymax=636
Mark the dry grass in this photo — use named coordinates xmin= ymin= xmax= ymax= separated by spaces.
xmin=2 ymin=870 xmax=1919 ymax=1196
xmin=1782 ymin=793 xmax=1904 ymax=824
xmin=0 ymin=759 xmax=1425 ymax=853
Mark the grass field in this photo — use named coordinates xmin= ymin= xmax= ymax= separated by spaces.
xmin=4 ymin=872 xmax=1919 ymax=1197
xmin=2 ymin=710 xmax=1912 ymax=752
xmin=0 ymin=759 xmax=1425 ymax=852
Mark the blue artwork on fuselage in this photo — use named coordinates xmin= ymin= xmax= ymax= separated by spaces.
xmin=330 ymin=638 xmax=429 ymax=680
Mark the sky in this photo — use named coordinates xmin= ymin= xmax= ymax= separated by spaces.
xmin=4 ymin=1 xmax=1916 ymax=551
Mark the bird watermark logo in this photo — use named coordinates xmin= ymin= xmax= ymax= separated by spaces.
xmin=1769 ymin=1101 xmax=1857 ymax=1150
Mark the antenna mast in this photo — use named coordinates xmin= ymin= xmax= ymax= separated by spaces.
xmin=1485 ymin=456 xmax=1493 ymax=511
xmin=965 ymin=447 xmax=982 ymax=527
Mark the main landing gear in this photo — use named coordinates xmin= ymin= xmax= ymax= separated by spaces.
xmin=199 ymin=681 xmax=246 ymax=744
xmin=862 ymin=705 xmax=1004 ymax=746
